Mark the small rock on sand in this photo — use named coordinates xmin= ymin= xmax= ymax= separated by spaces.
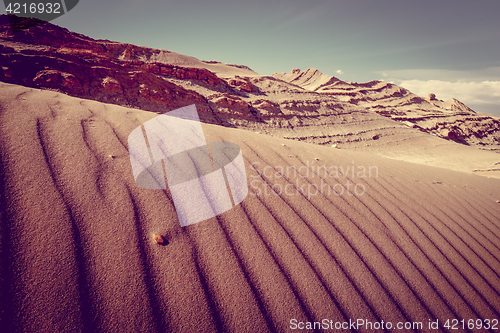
xmin=153 ymin=234 xmax=165 ymax=244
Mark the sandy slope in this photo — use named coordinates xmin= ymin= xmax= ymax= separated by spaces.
xmin=132 ymin=49 xmax=258 ymax=78
xmin=1 ymin=82 xmax=500 ymax=332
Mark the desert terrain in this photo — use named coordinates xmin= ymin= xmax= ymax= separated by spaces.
xmin=1 ymin=15 xmax=500 ymax=333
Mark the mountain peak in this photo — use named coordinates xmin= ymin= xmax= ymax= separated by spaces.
xmin=272 ymin=68 xmax=339 ymax=91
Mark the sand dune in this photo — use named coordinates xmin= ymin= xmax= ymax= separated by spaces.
xmin=1 ymin=82 xmax=500 ymax=332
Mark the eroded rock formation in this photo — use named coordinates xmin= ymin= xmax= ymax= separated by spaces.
xmin=1 ymin=15 xmax=499 ymax=152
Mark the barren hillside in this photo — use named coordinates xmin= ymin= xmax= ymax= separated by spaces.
xmin=1 ymin=14 xmax=499 ymax=177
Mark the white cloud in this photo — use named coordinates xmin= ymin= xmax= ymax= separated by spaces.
xmin=398 ymin=80 xmax=500 ymax=106
xmin=336 ymin=69 xmax=344 ymax=75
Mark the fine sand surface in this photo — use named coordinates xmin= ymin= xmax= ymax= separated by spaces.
xmin=1 ymin=82 xmax=500 ymax=332
xmin=345 ymin=134 xmax=500 ymax=180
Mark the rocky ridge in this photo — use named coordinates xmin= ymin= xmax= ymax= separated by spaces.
xmin=1 ymin=15 xmax=499 ymax=153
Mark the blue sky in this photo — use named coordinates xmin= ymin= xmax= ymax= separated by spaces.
xmin=3 ymin=0 xmax=500 ymax=115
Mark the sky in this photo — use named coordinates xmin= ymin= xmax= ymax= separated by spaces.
xmin=3 ymin=0 xmax=500 ymax=116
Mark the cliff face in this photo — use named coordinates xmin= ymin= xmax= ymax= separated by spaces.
xmin=1 ymin=15 xmax=499 ymax=152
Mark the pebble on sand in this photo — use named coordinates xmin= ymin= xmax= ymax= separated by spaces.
xmin=153 ymin=234 xmax=165 ymax=244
